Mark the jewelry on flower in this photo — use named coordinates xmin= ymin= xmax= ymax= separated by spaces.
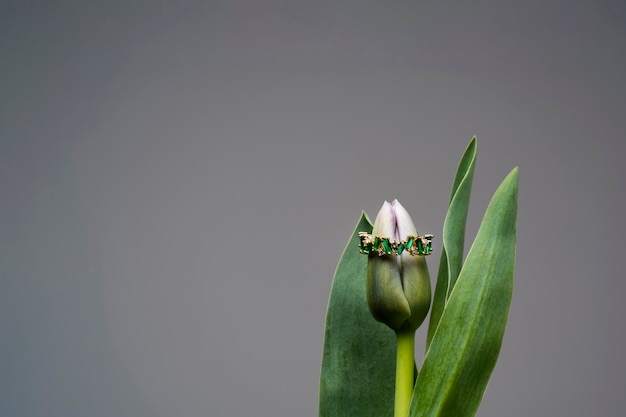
xmin=358 ymin=232 xmax=434 ymax=256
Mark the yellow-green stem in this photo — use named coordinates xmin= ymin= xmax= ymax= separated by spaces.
xmin=394 ymin=330 xmax=415 ymax=417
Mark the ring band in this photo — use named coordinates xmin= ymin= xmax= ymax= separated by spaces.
xmin=358 ymin=232 xmax=433 ymax=256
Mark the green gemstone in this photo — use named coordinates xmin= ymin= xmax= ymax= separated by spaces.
xmin=381 ymin=238 xmax=392 ymax=255
xmin=424 ymin=241 xmax=432 ymax=255
xmin=405 ymin=236 xmax=415 ymax=251
xmin=358 ymin=235 xmax=370 ymax=254
xmin=371 ymin=237 xmax=381 ymax=255
xmin=396 ymin=243 xmax=405 ymax=255
xmin=416 ymin=238 xmax=424 ymax=254
xmin=359 ymin=241 xmax=371 ymax=254
xmin=423 ymin=235 xmax=433 ymax=255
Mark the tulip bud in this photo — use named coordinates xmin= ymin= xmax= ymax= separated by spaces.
xmin=366 ymin=200 xmax=431 ymax=332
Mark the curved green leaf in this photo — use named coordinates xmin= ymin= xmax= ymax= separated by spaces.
xmin=319 ymin=213 xmax=396 ymax=417
xmin=427 ymin=138 xmax=477 ymax=348
xmin=410 ymin=167 xmax=518 ymax=417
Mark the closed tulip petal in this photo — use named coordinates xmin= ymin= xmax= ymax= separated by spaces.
xmin=372 ymin=201 xmax=396 ymax=238
xmin=366 ymin=200 xmax=431 ymax=332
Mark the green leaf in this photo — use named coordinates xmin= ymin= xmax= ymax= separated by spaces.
xmin=319 ymin=212 xmax=396 ymax=417
xmin=409 ymin=167 xmax=518 ymax=417
xmin=427 ymin=138 xmax=477 ymax=348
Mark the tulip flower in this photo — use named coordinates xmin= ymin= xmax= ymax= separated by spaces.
xmin=365 ymin=199 xmax=431 ymax=417
xmin=366 ymin=199 xmax=431 ymax=332
xmin=319 ymin=139 xmax=518 ymax=417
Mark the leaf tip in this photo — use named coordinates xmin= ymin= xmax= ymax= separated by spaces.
xmin=506 ymin=166 xmax=519 ymax=187
xmin=467 ymin=136 xmax=477 ymax=154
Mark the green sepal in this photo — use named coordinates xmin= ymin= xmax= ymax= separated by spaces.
xmin=367 ymin=253 xmax=412 ymax=330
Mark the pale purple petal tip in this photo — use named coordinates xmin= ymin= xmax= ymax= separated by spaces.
xmin=372 ymin=201 xmax=396 ymax=238
xmin=392 ymin=199 xmax=418 ymax=239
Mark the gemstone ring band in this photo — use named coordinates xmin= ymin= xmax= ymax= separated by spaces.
xmin=358 ymin=232 xmax=434 ymax=256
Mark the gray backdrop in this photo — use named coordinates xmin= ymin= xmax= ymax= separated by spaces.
xmin=1 ymin=1 xmax=625 ymax=416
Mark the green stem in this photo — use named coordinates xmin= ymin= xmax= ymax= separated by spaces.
xmin=394 ymin=330 xmax=415 ymax=417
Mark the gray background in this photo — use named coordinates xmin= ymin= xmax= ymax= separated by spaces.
xmin=1 ymin=1 xmax=625 ymax=416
